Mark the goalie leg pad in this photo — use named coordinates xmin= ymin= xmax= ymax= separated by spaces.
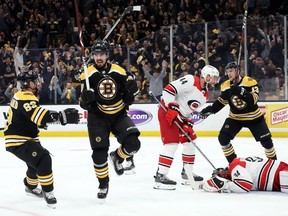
xmin=280 ymin=170 xmax=288 ymax=193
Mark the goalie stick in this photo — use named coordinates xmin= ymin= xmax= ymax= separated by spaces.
xmin=149 ymin=91 xmax=216 ymax=189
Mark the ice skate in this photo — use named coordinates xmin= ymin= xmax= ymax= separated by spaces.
xmin=181 ymin=168 xmax=203 ymax=185
xmin=43 ymin=191 xmax=57 ymax=209
xmin=109 ymin=151 xmax=124 ymax=175
xmin=153 ymin=172 xmax=177 ymax=190
xmin=25 ymin=186 xmax=44 ymax=198
xmin=97 ymin=185 xmax=109 ymax=204
xmin=124 ymin=158 xmax=136 ymax=175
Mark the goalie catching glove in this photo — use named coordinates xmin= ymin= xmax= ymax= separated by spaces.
xmin=202 ymin=176 xmax=230 ymax=193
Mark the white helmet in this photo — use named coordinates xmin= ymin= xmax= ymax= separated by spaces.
xmin=201 ymin=65 xmax=220 ymax=83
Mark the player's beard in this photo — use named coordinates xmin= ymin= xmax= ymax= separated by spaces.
xmin=96 ymin=60 xmax=106 ymax=68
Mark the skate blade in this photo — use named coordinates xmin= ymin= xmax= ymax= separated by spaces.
xmin=97 ymin=198 xmax=106 ymax=204
xmin=25 ymin=192 xmax=44 ymax=198
xmin=181 ymin=180 xmax=203 ymax=189
xmin=153 ymin=183 xmax=176 ymax=190
xmin=124 ymin=169 xmax=136 ymax=175
xmin=47 ymin=203 xmax=56 ymax=209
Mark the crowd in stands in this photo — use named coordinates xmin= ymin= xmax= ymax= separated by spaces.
xmin=0 ymin=0 xmax=287 ymax=104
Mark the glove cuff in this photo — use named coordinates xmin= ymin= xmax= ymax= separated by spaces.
xmin=59 ymin=111 xmax=67 ymax=125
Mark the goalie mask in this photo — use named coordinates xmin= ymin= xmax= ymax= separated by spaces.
xmin=212 ymin=167 xmax=230 ymax=179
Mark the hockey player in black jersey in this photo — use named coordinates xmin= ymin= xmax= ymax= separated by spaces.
xmin=79 ymin=39 xmax=141 ymax=201
xmin=199 ymin=61 xmax=277 ymax=163
xmin=3 ymin=71 xmax=79 ymax=208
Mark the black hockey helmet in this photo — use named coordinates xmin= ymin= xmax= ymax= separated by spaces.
xmin=91 ymin=39 xmax=110 ymax=55
xmin=225 ymin=61 xmax=239 ymax=71
xmin=17 ymin=70 xmax=38 ymax=89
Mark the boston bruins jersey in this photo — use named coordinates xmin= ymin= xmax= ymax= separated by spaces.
xmin=4 ymin=91 xmax=55 ymax=148
xmin=211 ymin=76 xmax=263 ymax=121
xmin=80 ymin=63 xmax=129 ymax=115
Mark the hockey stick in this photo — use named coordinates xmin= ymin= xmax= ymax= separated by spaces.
xmin=236 ymin=2 xmax=248 ymax=76
xmin=149 ymin=91 xmax=216 ymax=190
xmin=74 ymin=0 xmax=90 ymax=90
xmin=86 ymin=5 xmax=142 ymax=65
xmin=149 ymin=91 xmax=216 ymax=170
xmin=103 ymin=6 xmax=142 ymax=41
xmin=79 ymin=30 xmax=90 ymax=90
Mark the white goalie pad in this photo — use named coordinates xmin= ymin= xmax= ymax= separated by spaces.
xmin=279 ymin=171 xmax=288 ymax=193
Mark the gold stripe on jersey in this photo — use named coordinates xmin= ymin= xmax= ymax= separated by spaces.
xmin=15 ymin=91 xmax=39 ymax=101
xmin=217 ymin=97 xmax=228 ymax=106
xmin=229 ymin=108 xmax=262 ymax=121
xmin=97 ymin=100 xmax=126 ymax=114
xmin=80 ymin=65 xmax=98 ymax=80
xmin=4 ymin=136 xmax=40 ymax=147
xmin=31 ymin=107 xmax=48 ymax=125
xmin=80 ymin=64 xmax=127 ymax=81
xmin=109 ymin=64 xmax=127 ymax=75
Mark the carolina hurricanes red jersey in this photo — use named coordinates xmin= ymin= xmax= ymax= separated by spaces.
xmin=162 ymin=74 xmax=208 ymax=117
xmin=227 ymin=156 xmax=285 ymax=192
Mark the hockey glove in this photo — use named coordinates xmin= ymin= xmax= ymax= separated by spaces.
xmin=202 ymin=176 xmax=230 ymax=193
xmin=179 ymin=119 xmax=197 ymax=143
xmin=80 ymin=89 xmax=95 ymax=110
xmin=123 ymin=74 xmax=139 ymax=106
xmin=230 ymin=86 xmax=246 ymax=99
xmin=59 ymin=108 xmax=80 ymax=125
xmin=199 ymin=106 xmax=213 ymax=119
xmin=165 ymin=102 xmax=180 ymax=126
xmin=125 ymin=74 xmax=139 ymax=95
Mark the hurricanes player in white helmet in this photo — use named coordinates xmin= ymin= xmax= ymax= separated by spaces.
xmin=154 ymin=65 xmax=219 ymax=190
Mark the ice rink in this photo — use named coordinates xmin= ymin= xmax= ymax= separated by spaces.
xmin=0 ymin=136 xmax=287 ymax=216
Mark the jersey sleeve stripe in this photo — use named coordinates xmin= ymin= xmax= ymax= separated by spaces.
xmin=164 ymin=84 xmax=177 ymax=96
xmin=31 ymin=107 xmax=48 ymax=125
xmin=234 ymin=179 xmax=253 ymax=191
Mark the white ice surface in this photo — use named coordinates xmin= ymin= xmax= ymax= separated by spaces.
xmin=0 ymin=136 xmax=287 ymax=216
